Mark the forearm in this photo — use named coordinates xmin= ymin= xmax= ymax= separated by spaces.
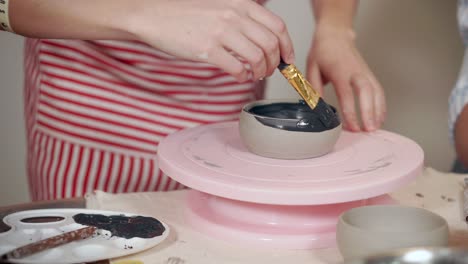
xmin=5 ymin=0 xmax=296 ymax=82
xmin=455 ymin=105 xmax=468 ymax=168
xmin=9 ymin=0 xmax=136 ymax=40
xmin=311 ymin=0 xmax=358 ymax=30
xmin=307 ymin=0 xmax=386 ymax=132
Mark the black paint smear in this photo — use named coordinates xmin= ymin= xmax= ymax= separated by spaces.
xmin=249 ymin=99 xmax=340 ymax=132
xmin=73 ymin=213 xmax=165 ymax=239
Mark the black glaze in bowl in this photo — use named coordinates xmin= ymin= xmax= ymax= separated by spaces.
xmin=247 ymin=99 xmax=341 ymax=132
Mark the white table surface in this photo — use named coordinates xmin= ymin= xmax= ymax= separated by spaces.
xmin=86 ymin=167 xmax=468 ymax=264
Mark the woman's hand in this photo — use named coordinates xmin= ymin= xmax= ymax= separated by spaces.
xmin=10 ymin=0 xmax=295 ymax=82
xmin=306 ymin=25 xmax=386 ymax=132
xmin=127 ymin=0 xmax=295 ymax=82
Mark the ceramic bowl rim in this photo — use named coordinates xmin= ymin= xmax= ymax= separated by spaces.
xmin=338 ymin=205 xmax=448 ymax=235
xmin=241 ymin=99 xmax=337 ymax=122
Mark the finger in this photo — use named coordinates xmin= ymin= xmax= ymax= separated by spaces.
xmin=221 ymin=31 xmax=267 ymax=80
xmin=334 ymin=79 xmax=361 ymax=131
xmin=306 ymin=61 xmax=324 ymax=96
xmin=357 ymin=56 xmax=386 ymax=128
xmin=246 ymin=4 xmax=295 ymax=64
xmin=351 ymin=73 xmax=376 ymax=131
xmin=369 ymin=74 xmax=386 ymax=127
xmin=240 ymin=18 xmax=280 ymax=77
xmin=207 ymin=47 xmax=249 ymax=82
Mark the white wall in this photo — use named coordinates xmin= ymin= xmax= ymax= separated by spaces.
xmin=0 ymin=0 xmax=462 ymax=206
xmin=0 ymin=34 xmax=28 ymax=205
xmin=265 ymin=0 xmax=462 ymax=170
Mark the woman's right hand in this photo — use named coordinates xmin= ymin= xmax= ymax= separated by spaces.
xmin=10 ymin=0 xmax=295 ymax=82
xmin=127 ymin=0 xmax=295 ymax=82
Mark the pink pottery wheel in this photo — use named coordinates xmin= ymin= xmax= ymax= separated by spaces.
xmin=158 ymin=121 xmax=424 ymax=249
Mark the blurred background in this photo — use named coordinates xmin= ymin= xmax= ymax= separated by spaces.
xmin=0 ymin=0 xmax=463 ymax=206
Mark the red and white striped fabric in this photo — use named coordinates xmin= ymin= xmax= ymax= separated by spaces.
xmin=24 ymin=39 xmax=265 ymax=201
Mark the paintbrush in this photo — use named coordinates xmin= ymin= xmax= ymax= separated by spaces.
xmin=0 ymin=226 xmax=97 ymax=262
xmin=277 ymin=59 xmax=340 ymax=129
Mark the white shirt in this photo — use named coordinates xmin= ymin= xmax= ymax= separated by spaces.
xmin=449 ymin=0 xmax=468 ymax=141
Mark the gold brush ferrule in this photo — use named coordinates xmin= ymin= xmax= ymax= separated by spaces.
xmin=279 ymin=64 xmax=320 ymax=109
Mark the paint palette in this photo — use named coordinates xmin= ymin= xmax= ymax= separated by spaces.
xmin=0 ymin=209 xmax=170 ymax=264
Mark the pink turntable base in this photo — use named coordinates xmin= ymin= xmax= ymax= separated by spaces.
xmin=158 ymin=121 xmax=424 ymax=249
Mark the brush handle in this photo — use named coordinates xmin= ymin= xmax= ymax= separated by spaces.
xmin=276 ymin=59 xmax=321 ymax=109
xmin=2 ymin=226 xmax=97 ymax=260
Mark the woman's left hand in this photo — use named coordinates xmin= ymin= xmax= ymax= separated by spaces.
xmin=306 ymin=25 xmax=386 ymax=132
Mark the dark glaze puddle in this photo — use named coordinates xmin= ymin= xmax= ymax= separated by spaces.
xmin=21 ymin=216 xmax=65 ymax=223
xmin=73 ymin=213 xmax=165 ymax=239
xmin=248 ymin=99 xmax=340 ymax=132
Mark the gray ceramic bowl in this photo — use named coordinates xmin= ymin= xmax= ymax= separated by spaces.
xmin=345 ymin=247 xmax=468 ymax=264
xmin=239 ymin=99 xmax=342 ymax=159
xmin=337 ymin=205 xmax=449 ymax=261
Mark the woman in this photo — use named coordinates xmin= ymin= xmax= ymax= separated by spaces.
xmin=1 ymin=0 xmax=385 ymax=200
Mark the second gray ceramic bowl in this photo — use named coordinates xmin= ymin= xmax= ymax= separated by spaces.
xmin=345 ymin=247 xmax=468 ymax=264
xmin=239 ymin=99 xmax=342 ymax=159
xmin=337 ymin=205 xmax=449 ymax=261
